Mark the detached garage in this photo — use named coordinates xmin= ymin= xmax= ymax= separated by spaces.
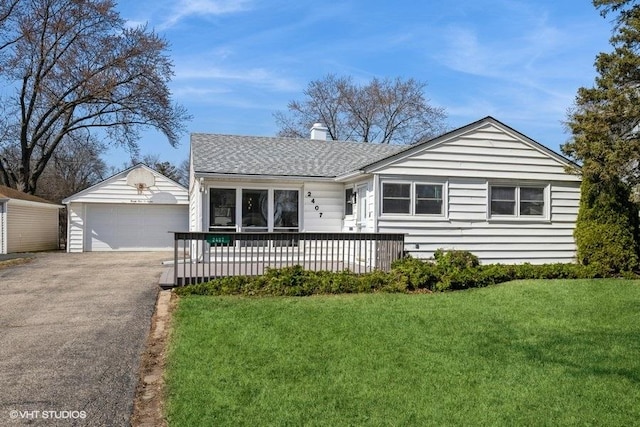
xmin=63 ymin=164 xmax=188 ymax=252
xmin=0 ymin=185 xmax=62 ymax=254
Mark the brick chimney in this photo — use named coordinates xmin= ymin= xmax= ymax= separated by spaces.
xmin=310 ymin=123 xmax=328 ymax=140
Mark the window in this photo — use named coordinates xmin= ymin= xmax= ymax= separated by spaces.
xmin=242 ymin=189 xmax=268 ymax=231
xmin=382 ymin=183 xmax=411 ymax=214
xmin=209 ymin=188 xmax=236 ymax=231
xmin=520 ymin=187 xmax=545 ymax=216
xmin=490 ymin=185 xmax=546 ymax=218
xmin=415 ymin=184 xmax=443 ymax=215
xmin=381 ymin=181 xmax=445 ymax=216
xmin=274 ymin=190 xmax=299 ymax=231
xmin=490 ymin=186 xmax=516 ymax=215
xmin=345 ymin=188 xmax=354 ymax=216
xmin=209 ymin=187 xmax=300 ymax=232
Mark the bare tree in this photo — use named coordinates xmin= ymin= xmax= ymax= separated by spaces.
xmin=130 ymin=153 xmax=188 ymax=186
xmin=35 ymin=131 xmax=107 ymax=202
xmin=0 ymin=0 xmax=190 ymax=194
xmin=274 ymin=74 xmax=447 ymax=144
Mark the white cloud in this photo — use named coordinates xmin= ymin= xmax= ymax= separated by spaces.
xmin=160 ymin=0 xmax=252 ymax=29
xmin=174 ymin=63 xmax=301 ymax=92
xmin=124 ymin=19 xmax=148 ymax=29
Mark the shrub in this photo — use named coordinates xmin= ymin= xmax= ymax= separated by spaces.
xmin=434 ymin=249 xmax=479 ymax=271
xmin=391 ymin=256 xmax=440 ymax=290
xmin=174 ymin=249 xmax=635 ymax=298
xmin=574 ymin=176 xmax=640 ymax=274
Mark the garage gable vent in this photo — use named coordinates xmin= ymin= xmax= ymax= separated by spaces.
xmin=126 ymin=168 xmax=155 ymax=194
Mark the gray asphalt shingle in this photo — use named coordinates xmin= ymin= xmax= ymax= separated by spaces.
xmin=191 ymin=133 xmax=406 ymax=178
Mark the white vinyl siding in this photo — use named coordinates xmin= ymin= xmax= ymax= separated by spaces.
xmin=64 ymin=165 xmax=189 ymax=252
xmin=372 ymin=121 xmax=580 ymax=264
xmin=66 ymin=173 xmax=188 ymax=204
xmin=378 ymin=180 xmax=579 ymax=263
xmin=6 ymin=202 xmax=59 ymax=253
xmin=67 ymin=203 xmax=84 ymax=253
xmin=0 ymin=201 xmax=6 ymax=254
xmin=189 ymin=174 xmax=202 ymax=232
xmin=302 ymin=182 xmax=343 ymax=231
xmin=370 ymin=123 xmax=581 ymax=183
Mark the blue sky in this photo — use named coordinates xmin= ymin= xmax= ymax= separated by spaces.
xmin=107 ymin=0 xmax=614 ymax=169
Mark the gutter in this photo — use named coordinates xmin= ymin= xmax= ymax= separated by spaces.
xmin=194 ymin=172 xmax=336 ymax=182
xmin=7 ymin=198 xmax=64 ymax=209
xmin=334 ymin=170 xmax=365 ymax=182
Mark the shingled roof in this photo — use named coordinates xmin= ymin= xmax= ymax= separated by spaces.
xmin=0 ymin=185 xmax=58 ymax=205
xmin=191 ymin=133 xmax=406 ymax=178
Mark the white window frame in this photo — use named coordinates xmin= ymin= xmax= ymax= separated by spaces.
xmin=487 ymin=183 xmax=550 ymax=221
xmin=381 ymin=181 xmax=412 ymax=215
xmin=414 ymin=182 xmax=445 ymax=216
xmin=380 ymin=180 xmax=447 ymax=217
xmin=344 ymin=186 xmax=355 ymax=217
xmin=206 ymin=185 xmax=301 ymax=232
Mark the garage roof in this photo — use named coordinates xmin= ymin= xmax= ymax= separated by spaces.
xmin=0 ymin=185 xmax=59 ymax=205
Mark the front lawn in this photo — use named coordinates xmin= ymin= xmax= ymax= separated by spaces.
xmin=166 ymin=279 xmax=640 ymax=426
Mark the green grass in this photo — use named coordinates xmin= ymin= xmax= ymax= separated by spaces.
xmin=166 ymin=279 xmax=640 ymax=426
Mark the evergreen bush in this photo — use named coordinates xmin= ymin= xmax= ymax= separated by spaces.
xmin=574 ymin=176 xmax=639 ymax=274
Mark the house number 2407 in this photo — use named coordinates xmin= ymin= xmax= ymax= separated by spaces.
xmin=306 ymin=191 xmax=323 ymax=218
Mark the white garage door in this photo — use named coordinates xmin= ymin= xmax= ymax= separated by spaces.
xmin=85 ymin=204 xmax=187 ymax=251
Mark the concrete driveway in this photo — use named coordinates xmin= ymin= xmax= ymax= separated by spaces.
xmin=0 ymin=252 xmax=169 ymax=426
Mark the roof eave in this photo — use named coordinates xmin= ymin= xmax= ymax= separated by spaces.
xmin=8 ymin=198 xmax=64 ymax=209
xmin=194 ymin=171 xmax=337 ymax=182
xmin=334 ymin=170 xmax=367 ymax=182
xmin=362 ymin=116 xmax=581 ymax=174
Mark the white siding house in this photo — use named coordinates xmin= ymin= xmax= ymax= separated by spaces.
xmin=63 ymin=164 xmax=188 ymax=252
xmin=189 ymin=117 xmax=581 ymax=264
xmin=0 ymin=186 xmax=62 ymax=254
xmin=365 ymin=119 xmax=580 ymax=263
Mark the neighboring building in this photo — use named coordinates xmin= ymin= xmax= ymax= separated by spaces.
xmin=189 ymin=117 xmax=581 ymax=264
xmin=63 ymin=164 xmax=188 ymax=252
xmin=0 ymin=186 xmax=62 ymax=254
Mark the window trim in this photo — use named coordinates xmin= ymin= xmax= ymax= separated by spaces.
xmin=380 ymin=180 xmax=447 ymax=217
xmin=414 ymin=182 xmax=445 ymax=216
xmin=487 ymin=182 xmax=550 ymax=221
xmin=344 ymin=186 xmax=355 ymax=217
xmin=207 ymin=185 xmax=301 ymax=232
xmin=381 ymin=181 xmax=412 ymax=215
